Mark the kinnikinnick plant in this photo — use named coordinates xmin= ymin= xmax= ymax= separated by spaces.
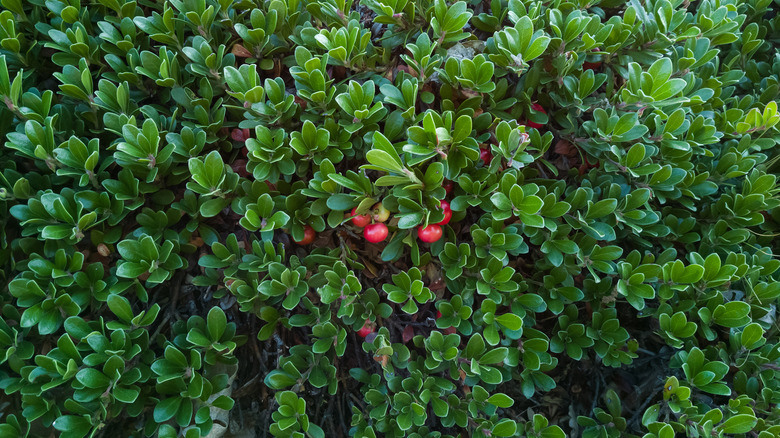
xmin=0 ymin=0 xmax=779 ymax=437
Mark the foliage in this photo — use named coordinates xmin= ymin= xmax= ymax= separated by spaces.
xmin=0 ymin=0 xmax=779 ymax=437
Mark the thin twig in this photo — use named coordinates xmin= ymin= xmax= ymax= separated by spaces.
xmin=590 ymin=370 xmax=601 ymax=415
xmin=168 ymin=270 xmax=185 ymax=321
xmin=232 ymin=374 xmax=262 ymax=399
xmin=628 ymin=388 xmax=660 ymax=430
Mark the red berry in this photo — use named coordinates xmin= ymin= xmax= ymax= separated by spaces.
xmin=294 ymin=95 xmax=308 ymax=110
xmin=584 ymin=48 xmax=603 ymax=70
xmin=479 ymin=148 xmax=493 ymax=164
xmin=527 ymin=103 xmax=546 ymax=129
xmin=294 ymin=225 xmax=316 ymax=245
xmin=231 ymin=159 xmax=250 ymax=178
xmin=350 ymin=208 xmax=371 ymax=228
xmin=418 ymin=224 xmax=443 ymax=243
xmin=583 ymin=61 xmax=602 ymax=70
xmin=357 ymin=320 xmax=374 ymax=338
xmin=357 ymin=326 xmax=372 ymax=338
xmin=364 ymin=223 xmax=389 ymax=243
xmin=443 ymin=180 xmax=455 ymax=195
xmin=435 ymin=310 xmax=456 ymax=334
xmin=436 ymin=200 xmax=452 ymax=225
xmin=371 ymin=203 xmax=390 ymax=222
xmin=231 ymin=128 xmax=251 ymax=142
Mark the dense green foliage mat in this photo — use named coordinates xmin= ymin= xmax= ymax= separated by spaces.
xmin=1 ymin=0 xmax=780 ymax=436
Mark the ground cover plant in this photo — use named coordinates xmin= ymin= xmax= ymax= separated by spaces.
xmin=0 ymin=0 xmax=779 ymax=436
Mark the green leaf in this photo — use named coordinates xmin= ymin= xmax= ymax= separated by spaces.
xmin=494 ymin=313 xmax=523 ymax=331
xmin=113 ymin=386 xmax=140 ymax=404
xmin=207 ymin=306 xmax=227 ymax=340
xmin=492 ymin=419 xmax=517 ymax=437
xmin=466 ymin=333 xmax=485 ymax=358
xmin=740 ymin=323 xmax=763 ymax=349
xmin=211 ymin=395 xmax=235 ymax=410
xmin=479 ymin=347 xmax=508 ymax=365
xmin=154 ymin=397 xmax=183 ymax=423
xmin=719 ymin=414 xmax=757 ymax=434
xmin=76 ymin=368 xmax=110 ymax=389
xmin=487 ymin=393 xmax=514 ymax=408
xmin=107 ymin=294 xmax=133 ymax=322
xmin=365 ymin=131 xmax=405 ymax=173
xmin=492 ymin=193 xmax=512 ymax=210
xmin=200 ymin=198 xmax=226 ymax=217
xmin=365 ymin=150 xmax=404 ymax=173
xmin=626 ymin=143 xmax=645 ymax=167
xmin=264 ymin=370 xmax=297 ymax=389
xmin=53 ymin=415 xmax=91 ymax=438
xmin=677 ymin=264 xmax=704 ymax=283
xmin=586 ymin=199 xmax=617 ymax=219
xmin=713 ymin=301 xmax=751 ymax=328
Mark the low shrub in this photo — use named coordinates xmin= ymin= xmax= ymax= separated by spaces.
xmin=0 ymin=0 xmax=779 ymax=437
